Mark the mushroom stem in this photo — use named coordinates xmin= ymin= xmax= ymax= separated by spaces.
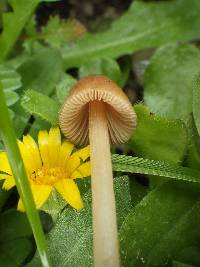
xmin=89 ymin=100 xmax=120 ymax=267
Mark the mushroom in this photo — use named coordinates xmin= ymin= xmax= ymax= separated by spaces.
xmin=59 ymin=75 xmax=137 ymax=267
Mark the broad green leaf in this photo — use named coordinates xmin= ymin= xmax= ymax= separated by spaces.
xmin=0 ymin=64 xmax=21 ymax=91
xmin=0 ymin=64 xmax=21 ymax=107
xmin=144 ymin=43 xmax=200 ymax=119
xmin=173 ymin=261 xmax=194 ymax=267
xmin=0 ymin=209 xmax=32 ymax=267
xmin=41 ymin=179 xmax=91 ymax=223
xmin=8 ymin=108 xmax=15 ymax=119
xmin=173 ymin=246 xmax=200 ymax=267
xmin=0 ymin=238 xmax=32 ymax=267
xmin=28 ymin=176 xmax=131 ymax=267
xmin=41 ymin=190 xmax=67 ymax=223
xmin=112 ymin=154 xmax=200 ymax=184
xmin=79 ymin=57 xmax=122 ymax=86
xmin=62 ymin=0 xmax=200 ymax=68
xmin=5 ymin=91 xmax=19 ymax=106
xmin=127 ymin=105 xmax=187 ymax=163
xmin=12 ymin=104 xmax=30 ymax=138
xmin=0 ymin=0 xmax=40 ymax=61
xmin=21 ymin=90 xmax=59 ymax=125
xmin=187 ymin=139 xmax=200 ymax=171
xmin=28 ymin=116 xmax=50 ymax=139
xmin=18 ymin=48 xmax=62 ymax=95
xmin=0 ymin=209 xmax=32 ymax=240
xmin=193 ymin=75 xmax=200 ymax=136
xmin=56 ymin=73 xmax=76 ymax=104
xmin=120 ymin=181 xmax=200 ymax=267
xmin=7 ymin=51 xmax=31 ymax=70
xmin=14 ymin=48 xmax=62 ymax=137
xmin=184 ymin=116 xmax=200 ymax=171
xmin=113 ymin=176 xmax=132 ymax=228
xmin=128 ymin=175 xmax=149 ymax=207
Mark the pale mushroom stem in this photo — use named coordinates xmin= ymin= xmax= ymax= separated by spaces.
xmin=89 ymin=100 xmax=120 ymax=267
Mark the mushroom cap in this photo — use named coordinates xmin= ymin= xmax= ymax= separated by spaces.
xmin=59 ymin=75 xmax=137 ymax=146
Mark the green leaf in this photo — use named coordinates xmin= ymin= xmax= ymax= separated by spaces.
xmin=41 ymin=189 xmax=67 ymax=223
xmin=21 ymin=90 xmax=59 ymax=125
xmin=114 ymin=176 xmax=132 ymax=227
xmin=184 ymin=116 xmax=200 ymax=171
xmin=79 ymin=57 xmax=122 ymax=85
xmin=18 ymin=48 xmax=62 ymax=95
xmin=187 ymin=138 xmax=200 ymax=171
xmin=173 ymin=261 xmax=194 ymax=267
xmin=40 ymin=180 xmax=91 ymax=224
xmin=120 ymin=181 xmax=200 ymax=267
xmin=12 ymin=104 xmax=30 ymax=138
xmin=14 ymin=48 xmax=62 ymax=137
xmin=8 ymin=108 xmax=15 ymax=119
xmin=62 ymin=0 xmax=200 ymax=68
xmin=112 ymin=154 xmax=200 ymax=184
xmin=127 ymin=105 xmax=187 ymax=163
xmin=173 ymin=246 xmax=200 ymax=267
xmin=0 ymin=64 xmax=22 ymax=91
xmin=5 ymin=91 xmax=19 ymax=106
xmin=144 ymin=43 xmax=200 ymax=119
xmin=7 ymin=51 xmax=31 ymax=70
xmin=0 ymin=238 xmax=32 ymax=267
xmin=0 ymin=0 xmax=40 ymax=61
xmin=0 ymin=209 xmax=32 ymax=267
xmin=56 ymin=73 xmax=77 ymax=104
xmin=0 ymin=65 xmax=21 ymax=107
xmin=28 ymin=176 xmax=132 ymax=267
xmin=193 ymin=74 xmax=200 ymax=136
xmin=0 ymin=209 xmax=32 ymax=241
xmin=128 ymin=175 xmax=149 ymax=207
xmin=28 ymin=116 xmax=51 ymax=140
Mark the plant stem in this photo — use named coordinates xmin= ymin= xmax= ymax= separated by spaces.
xmin=89 ymin=100 xmax=120 ymax=267
xmin=0 ymin=83 xmax=52 ymax=267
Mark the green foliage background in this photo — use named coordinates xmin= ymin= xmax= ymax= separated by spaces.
xmin=1 ymin=0 xmax=200 ymax=266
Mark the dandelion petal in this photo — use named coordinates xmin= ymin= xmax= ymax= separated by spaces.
xmin=0 ymin=174 xmax=15 ymax=190
xmin=55 ymin=179 xmax=83 ymax=209
xmin=18 ymin=184 xmax=52 ymax=211
xmin=71 ymin=161 xmax=91 ymax=179
xmin=38 ymin=130 xmax=50 ymax=167
xmin=48 ymin=127 xmax=61 ymax=167
xmin=72 ymin=145 xmax=90 ymax=161
xmin=0 ymin=152 xmax=12 ymax=174
xmin=22 ymin=135 xmax=42 ymax=170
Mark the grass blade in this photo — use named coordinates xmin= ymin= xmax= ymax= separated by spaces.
xmin=0 ymin=83 xmax=52 ymax=267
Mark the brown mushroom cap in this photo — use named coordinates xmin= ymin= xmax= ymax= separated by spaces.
xmin=59 ymin=75 xmax=137 ymax=146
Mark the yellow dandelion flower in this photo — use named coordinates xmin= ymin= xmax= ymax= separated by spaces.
xmin=0 ymin=127 xmax=90 ymax=211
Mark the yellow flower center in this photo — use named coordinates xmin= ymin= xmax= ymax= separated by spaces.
xmin=30 ymin=166 xmax=66 ymax=185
